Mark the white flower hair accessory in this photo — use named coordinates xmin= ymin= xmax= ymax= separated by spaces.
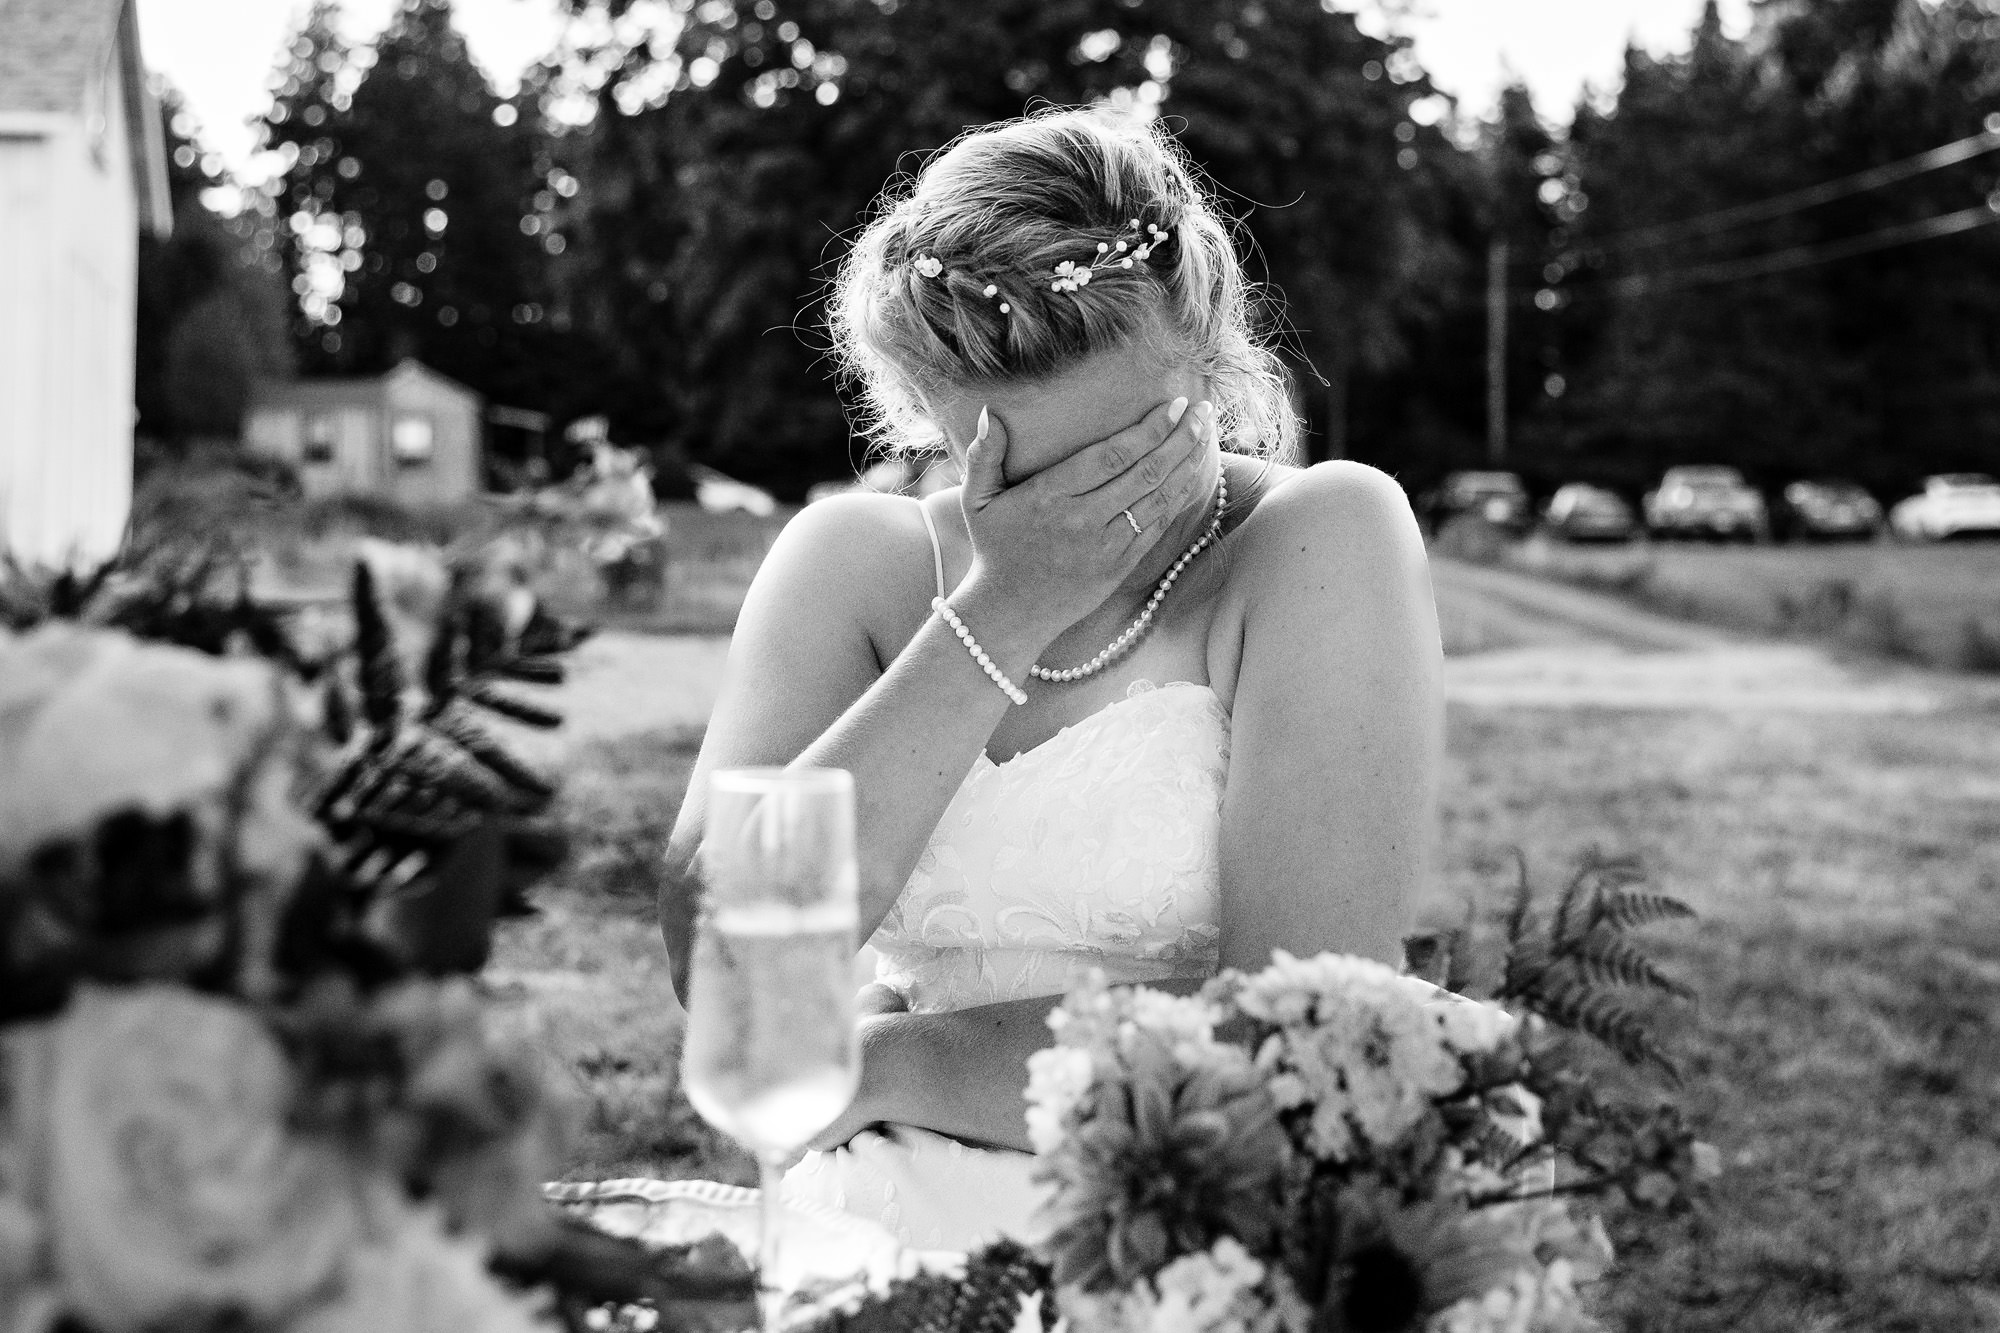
xmin=910 ymin=252 xmax=1013 ymax=314
xmin=1051 ymin=218 xmax=1169 ymax=293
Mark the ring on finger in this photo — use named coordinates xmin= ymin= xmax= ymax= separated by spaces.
xmin=1121 ymin=508 xmax=1143 ymax=535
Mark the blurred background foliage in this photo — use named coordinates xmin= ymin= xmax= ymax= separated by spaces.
xmin=139 ymin=0 xmax=2000 ymax=500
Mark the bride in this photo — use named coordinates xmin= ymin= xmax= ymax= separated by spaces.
xmin=661 ymin=107 xmax=1442 ymax=1251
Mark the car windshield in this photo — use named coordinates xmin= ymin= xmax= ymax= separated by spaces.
xmin=1935 ymin=473 xmax=1998 ymax=489
xmin=1450 ymin=473 xmax=1524 ymax=497
xmin=1669 ymin=468 xmax=1745 ymax=489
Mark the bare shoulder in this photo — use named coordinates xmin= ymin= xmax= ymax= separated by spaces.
xmin=768 ymin=490 xmax=931 ymax=578
xmin=1226 ymin=460 xmax=1427 ymax=597
xmin=741 ymin=491 xmax=937 ymax=665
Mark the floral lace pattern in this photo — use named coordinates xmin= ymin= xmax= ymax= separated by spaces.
xmin=868 ymin=680 xmax=1230 ymax=1012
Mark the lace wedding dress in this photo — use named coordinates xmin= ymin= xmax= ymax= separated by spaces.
xmin=782 ymin=505 xmax=1232 ymax=1252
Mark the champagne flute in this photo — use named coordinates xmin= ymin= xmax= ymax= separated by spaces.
xmin=681 ymin=767 xmax=861 ymax=1330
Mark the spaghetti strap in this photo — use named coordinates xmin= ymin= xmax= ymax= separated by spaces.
xmin=916 ymin=500 xmax=946 ymax=602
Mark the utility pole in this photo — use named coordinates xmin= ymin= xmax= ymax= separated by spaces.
xmin=1486 ymin=239 xmax=1508 ymax=465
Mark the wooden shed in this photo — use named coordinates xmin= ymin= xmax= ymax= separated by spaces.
xmin=0 ymin=0 xmax=172 ymax=567
xmin=244 ymin=359 xmax=486 ymax=504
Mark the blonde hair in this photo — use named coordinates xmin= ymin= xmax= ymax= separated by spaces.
xmin=831 ymin=107 xmax=1297 ymax=459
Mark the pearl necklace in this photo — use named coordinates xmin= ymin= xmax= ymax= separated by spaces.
xmin=1030 ymin=469 xmax=1228 ymax=683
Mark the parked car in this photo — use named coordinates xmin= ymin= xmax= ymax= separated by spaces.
xmin=1888 ymin=473 xmax=2000 ymax=541
xmin=1419 ymin=470 xmax=1532 ymax=534
xmin=1773 ymin=479 xmax=1883 ymax=542
xmin=686 ymin=464 xmax=779 ymax=517
xmin=1642 ymin=465 xmax=1768 ymax=541
xmin=1542 ymin=483 xmax=1637 ymax=542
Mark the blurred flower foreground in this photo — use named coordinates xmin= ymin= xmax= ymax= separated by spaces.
xmin=0 ymin=580 xmax=600 ymax=1329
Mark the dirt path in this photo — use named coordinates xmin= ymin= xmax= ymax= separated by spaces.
xmin=1432 ymin=557 xmax=1999 ymax=713
xmin=532 ymin=561 xmax=1999 ymax=741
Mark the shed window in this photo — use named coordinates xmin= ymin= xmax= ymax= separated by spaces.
xmin=303 ymin=416 xmax=336 ymax=464
xmin=391 ymin=415 xmax=435 ymax=465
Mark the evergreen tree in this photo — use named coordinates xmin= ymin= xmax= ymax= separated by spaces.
xmin=553 ymin=0 xmax=1477 ymax=491
xmin=135 ymin=87 xmax=295 ymax=448
xmin=1545 ymin=0 xmax=2000 ymax=493
xmin=260 ymin=0 xmax=576 ymax=427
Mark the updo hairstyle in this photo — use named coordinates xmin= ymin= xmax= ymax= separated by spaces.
xmin=831 ymin=108 xmax=1297 ymax=460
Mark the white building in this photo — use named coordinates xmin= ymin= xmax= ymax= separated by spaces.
xmin=0 ymin=0 xmax=172 ymax=567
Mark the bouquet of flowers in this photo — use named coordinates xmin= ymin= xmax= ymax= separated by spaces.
xmin=1013 ymin=867 xmax=1714 ymax=1333
xmin=0 ymin=558 xmax=747 ymax=1332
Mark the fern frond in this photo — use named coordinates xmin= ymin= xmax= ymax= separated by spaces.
xmin=464 ymin=681 xmax=562 ymax=729
xmin=492 ymin=654 xmax=564 ymax=686
xmin=1528 ymin=975 xmax=1680 ymax=1083
xmin=430 ymin=703 xmax=556 ymax=807
xmin=1503 ymin=848 xmax=1533 ymax=946
xmin=1498 ymin=935 xmax=1556 ymax=1002
xmin=1569 ymin=930 xmax=1694 ymax=999
xmin=321 ymin=674 xmax=354 ymax=745
xmin=422 ymin=601 xmax=460 ymax=704
xmin=350 ymin=561 xmax=403 ymax=730
xmin=1593 ymin=890 xmax=1697 ymax=932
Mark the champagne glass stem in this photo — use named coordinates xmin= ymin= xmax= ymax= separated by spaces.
xmin=757 ymin=1150 xmax=789 ymax=1332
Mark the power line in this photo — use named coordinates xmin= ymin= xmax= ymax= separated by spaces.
xmin=1568 ymin=125 xmax=2000 ymax=258
xmin=1526 ymin=197 xmax=2000 ymax=304
xmin=1614 ymin=198 xmax=2000 ymax=294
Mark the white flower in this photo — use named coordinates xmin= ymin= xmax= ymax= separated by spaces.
xmin=1024 ymin=1046 xmax=1096 ymax=1154
xmin=1052 ymin=260 xmax=1090 ymax=293
xmin=1109 ymin=1238 xmax=1285 ymax=1333
xmin=914 ymin=254 xmax=943 ymax=278
xmin=1236 ymin=953 xmax=1463 ymax=1160
xmin=1427 ymin=1259 xmax=1596 ymax=1333
xmin=1127 ymin=989 xmax=1219 ymax=1049
xmin=1058 ymin=1238 xmax=1280 ymax=1333
xmin=0 ymin=627 xmax=325 ymax=997
xmin=1405 ymin=981 xmax=1520 ymax=1056
xmin=41 ymin=986 xmax=362 ymax=1332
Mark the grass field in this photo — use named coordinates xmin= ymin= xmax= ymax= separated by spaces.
xmin=1504 ymin=536 xmax=2000 ymax=672
xmin=488 ymin=687 xmax=2000 ymax=1331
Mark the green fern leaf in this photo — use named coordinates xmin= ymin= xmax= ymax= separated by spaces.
xmin=1503 ymin=848 xmax=1533 ymax=946
xmin=1595 ymin=890 xmax=1697 ymax=931
xmin=350 ymin=561 xmax=403 ymax=731
xmin=1541 ymin=979 xmax=1680 ymax=1082
xmin=464 ymin=681 xmax=562 ymax=729
xmin=493 ymin=654 xmax=564 ymax=686
xmin=431 ymin=703 xmax=555 ymax=806
xmin=1567 ymin=930 xmax=1694 ymax=999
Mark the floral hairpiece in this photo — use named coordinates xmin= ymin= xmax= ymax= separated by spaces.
xmin=907 ymin=217 xmax=1167 ymax=317
xmin=1051 ymin=218 xmax=1168 ymax=293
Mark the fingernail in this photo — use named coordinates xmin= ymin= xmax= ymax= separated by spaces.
xmin=1167 ymin=396 xmax=1189 ymax=425
xmin=975 ymin=406 xmax=989 ymax=443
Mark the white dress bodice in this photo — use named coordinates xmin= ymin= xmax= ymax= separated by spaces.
xmin=868 ymin=678 xmax=1230 ymax=1012
xmin=785 ymin=679 xmax=1230 ymax=1251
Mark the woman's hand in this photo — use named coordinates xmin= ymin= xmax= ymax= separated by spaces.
xmin=956 ymin=396 xmax=1214 ymax=632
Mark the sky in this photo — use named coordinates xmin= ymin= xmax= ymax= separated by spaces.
xmin=134 ymin=0 xmax=1754 ymax=183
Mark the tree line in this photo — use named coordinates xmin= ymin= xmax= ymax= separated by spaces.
xmin=140 ymin=0 xmax=2000 ymax=501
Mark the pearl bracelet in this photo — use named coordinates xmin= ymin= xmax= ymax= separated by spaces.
xmin=932 ymin=597 xmax=1029 ymax=706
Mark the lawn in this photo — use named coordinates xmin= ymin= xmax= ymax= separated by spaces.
xmin=1504 ymin=536 xmax=2000 ymax=672
xmin=488 ymin=690 xmax=2000 ymax=1331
